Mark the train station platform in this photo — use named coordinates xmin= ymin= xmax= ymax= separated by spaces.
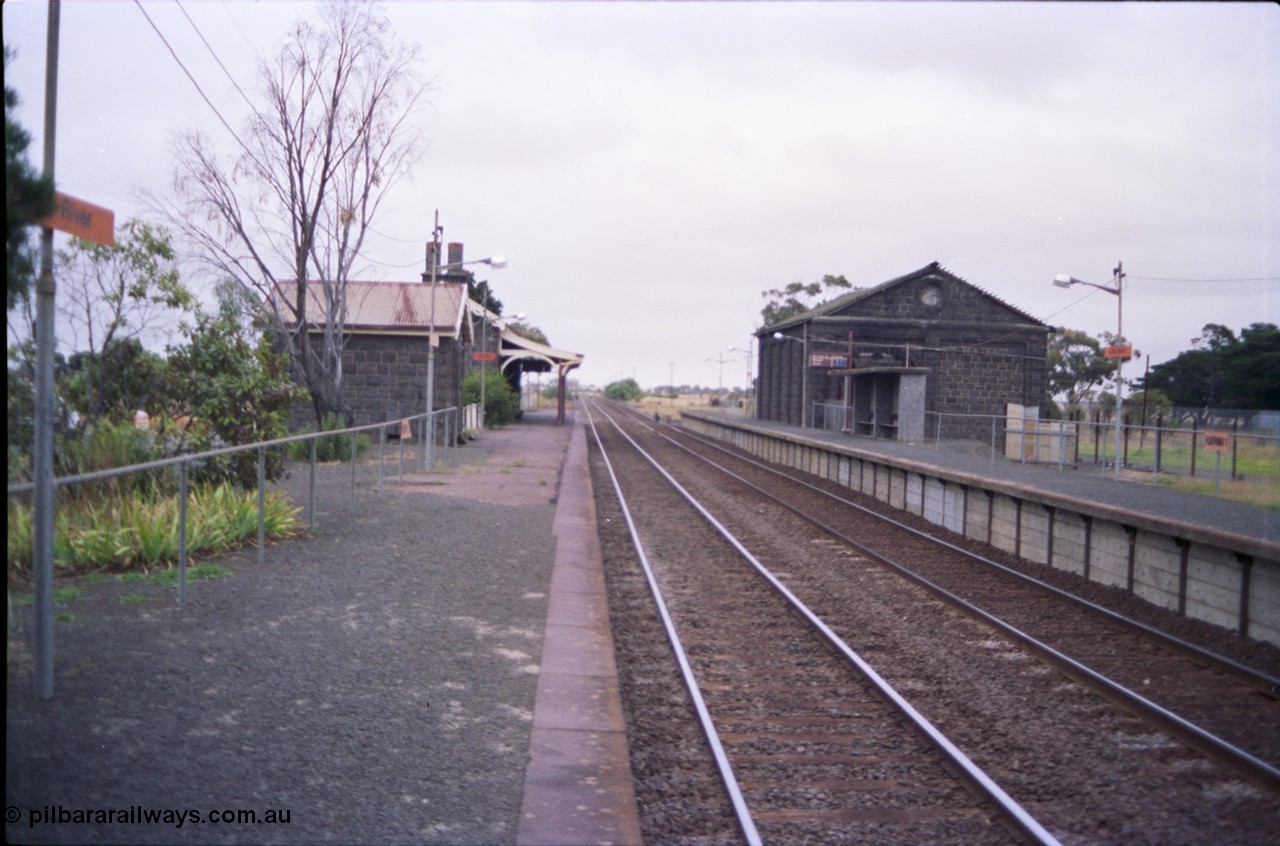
xmin=685 ymin=410 xmax=1279 ymax=547
xmin=5 ymin=410 xmax=641 ymax=845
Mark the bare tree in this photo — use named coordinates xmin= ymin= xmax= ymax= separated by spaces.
xmin=162 ymin=0 xmax=426 ymax=424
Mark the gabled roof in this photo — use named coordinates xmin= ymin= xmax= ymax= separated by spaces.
xmin=463 ymin=300 xmax=585 ymax=373
xmin=266 ymin=280 xmax=468 ymax=336
xmin=761 ymin=262 xmax=1046 ymax=333
xmin=501 ymin=330 xmax=585 ymax=374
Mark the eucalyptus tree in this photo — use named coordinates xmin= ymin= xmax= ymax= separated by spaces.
xmin=55 ymin=218 xmax=192 ymax=423
xmin=1046 ymin=327 xmax=1128 ymax=414
xmin=759 ymin=274 xmax=853 ymax=328
xmin=163 ymin=0 xmax=427 ymax=425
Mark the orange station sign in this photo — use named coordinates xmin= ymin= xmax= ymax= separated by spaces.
xmin=40 ymin=191 xmax=115 ymax=246
xmin=1203 ymin=431 xmax=1232 ymax=453
xmin=1103 ymin=345 xmax=1133 ymax=360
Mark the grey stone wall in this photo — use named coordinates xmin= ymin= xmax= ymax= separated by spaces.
xmin=287 ymin=333 xmax=466 ymax=441
xmin=758 ymin=271 xmax=1048 ymax=444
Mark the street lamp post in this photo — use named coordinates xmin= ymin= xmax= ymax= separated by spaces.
xmin=423 ymin=212 xmax=505 ymax=470
xmin=1053 ymin=261 xmax=1126 ymax=481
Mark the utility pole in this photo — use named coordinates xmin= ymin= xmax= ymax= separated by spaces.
xmin=424 ymin=212 xmax=442 ymax=471
xmin=33 ymin=0 xmax=61 ymax=699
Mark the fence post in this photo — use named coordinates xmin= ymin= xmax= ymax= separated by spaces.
xmin=1231 ymin=419 xmax=1239 ymax=481
xmin=309 ymin=438 xmax=317 ymax=531
xmin=1191 ymin=418 xmax=1199 ymax=477
xmin=1072 ymin=409 xmax=1081 ymax=465
xmin=378 ymin=428 xmax=385 ymax=495
xmin=1155 ymin=413 xmax=1163 ymax=477
xmin=1093 ymin=410 xmax=1101 ymax=467
xmin=178 ymin=460 xmax=189 ymax=607
xmin=350 ymin=431 xmax=357 ymax=510
xmin=1122 ymin=413 xmax=1131 ymax=469
xmin=421 ymin=412 xmax=430 ymax=472
xmin=257 ymin=447 xmax=266 ymax=567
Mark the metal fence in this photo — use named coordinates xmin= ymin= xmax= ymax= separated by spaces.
xmin=813 ymin=402 xmax=1280 ymax=485
xmin=8 ymin=406 xmax=472 ymax=698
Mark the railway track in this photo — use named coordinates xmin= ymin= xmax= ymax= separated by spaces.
xmin=585 ymin=398 xmax=1280 ymax=845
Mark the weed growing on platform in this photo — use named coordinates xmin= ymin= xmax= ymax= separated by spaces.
xmin=286 ymin=413 xmax=371 ymax=462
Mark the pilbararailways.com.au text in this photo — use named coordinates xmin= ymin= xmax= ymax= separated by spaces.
xmin=10 ymin=804 xmax=291 ymax=829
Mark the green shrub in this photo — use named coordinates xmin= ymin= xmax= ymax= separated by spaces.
xmin=287 ymin=413 xmax=370 ymax=462
xmin=604 ymin=378 xmax=644 ymax=401
xmin=7 ymin=483 xmax=301 ymax=587
xmin=463 ymin=369 xmax=521 ymax=428
xmin=57 ymin=419 xmax=169 ymax=498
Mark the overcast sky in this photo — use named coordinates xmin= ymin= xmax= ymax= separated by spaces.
xmin=5 ymin=1 xmax=1278 ymax=391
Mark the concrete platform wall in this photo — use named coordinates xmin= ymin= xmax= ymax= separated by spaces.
xmin=682 ymin=415 xmax=1280 ymax=647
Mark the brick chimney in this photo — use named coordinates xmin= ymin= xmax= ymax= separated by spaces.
xmin=448 ymin=242 xmax=464 ymax=268
xmin=421 ymin=241 xmax=439 ymax=282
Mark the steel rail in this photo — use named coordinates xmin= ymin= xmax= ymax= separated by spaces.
xmin=609 ymin=404 xmax=1280 ymax=794
xmin=582 ymin=403 xmax=763 ymax=846
xmin=609 ymin=399 xmax=1280 ymax=696
xmin=588 ymin=399 xmax=1063 ymax=846
xmin=624 ymin=402 xmax=1280 ymax=693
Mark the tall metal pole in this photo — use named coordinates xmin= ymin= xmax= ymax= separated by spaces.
xmin=33 ymin=0 xmax=61 ymax=699
xmin=1112 ymin=261 xmax=1124 ymax=483
xmin=424 ymin=212 xmax=441 ymax=471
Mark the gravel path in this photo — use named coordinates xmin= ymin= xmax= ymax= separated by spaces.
xmin=7 ymin=432 xmax=561 ymax=845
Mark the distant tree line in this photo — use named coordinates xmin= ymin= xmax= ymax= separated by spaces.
xmin=1140 ymin=323 xmax=1279 ymax=413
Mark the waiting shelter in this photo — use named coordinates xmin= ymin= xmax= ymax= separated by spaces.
xmin=756 ymin=263 xmax=1049 ymax=445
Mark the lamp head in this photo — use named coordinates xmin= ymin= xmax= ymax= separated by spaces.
xmin=1052 ymin=274 xmax=1075 ymax=288
xmin=483 ymin=256 xmax=508 ymax=269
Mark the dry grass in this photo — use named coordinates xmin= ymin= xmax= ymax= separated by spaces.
xmin=1154 ymin=473 xmax=1280 ymax=509
xmin=628 ymin=394 xmax=750 ymax=420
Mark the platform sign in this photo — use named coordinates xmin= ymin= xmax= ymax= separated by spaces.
xmin=1203 ymin=431 xmax=1232 ymax=453
xmin=472 ymin=351 xmax=497 ymax=362
xmin=1103 ymin=344 xmax=1133 ymax=360
xmin=809 ymin=352 xmax=849 ymax=369
xmin=40 ymin=191 xmax=115 ymax=246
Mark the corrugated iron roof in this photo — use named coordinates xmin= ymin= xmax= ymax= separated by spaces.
xmin=267 ymin=280 xmax=467 ymax=334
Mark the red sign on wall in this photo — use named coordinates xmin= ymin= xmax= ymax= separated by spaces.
xmin=472 ymin=352 xmax=497 ymax=362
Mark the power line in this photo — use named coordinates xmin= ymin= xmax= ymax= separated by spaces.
xmin=175 ymin=0 xmax=256 ymax=113
xmin=132 ymin=0 xmax=265 ymax=174
xmin=369 ymin=226 xmax=427 ymax=245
